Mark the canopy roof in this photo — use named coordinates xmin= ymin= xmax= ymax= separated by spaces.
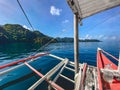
xmin=67 ymin=0 xmax=120 ymax=21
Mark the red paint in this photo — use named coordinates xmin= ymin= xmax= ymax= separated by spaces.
xmin=97 ymin=67 xmax=103 ymax=90
xmin=97 ymin=50 xmax=120 ymax=90
xmin=0 ymin=53 xmax=48 ymax=69
xmin=82 ymin=63 xmax=87 ymax=84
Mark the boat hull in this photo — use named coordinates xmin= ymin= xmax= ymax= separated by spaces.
xmin=97 ymin=49 xmax=120 ymax=90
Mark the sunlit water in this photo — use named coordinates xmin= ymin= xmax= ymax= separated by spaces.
xmin=0 ymin=41 xmax=119 ymax=90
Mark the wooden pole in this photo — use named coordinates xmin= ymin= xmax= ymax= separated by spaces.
xmin=24 ymin=62 xmax=64 ymax=90
xmin=74 ymin=14 xmax=79 ymax=74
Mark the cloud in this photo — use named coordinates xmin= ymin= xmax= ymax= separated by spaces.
xmin=110 ymin=36 xmax=117 ymax=40
xmin=23 ymin=25 xmax=30 ymax=30
xmin=97 ymin=35 xmax=104 ymax=39
xmin=103 ymin=36 xmax=119 ymax=40
xmin=82 ymin=34 xmax=119 ymax=41
xmin=50 ymin=6 xmax=62 ymax=16
xmin=97 ymin=35 xmax=119 ymax=40
xmin=85 ymin=34 xmax=92 ymax=39
xmin=62 ymin=20 xmax=69 ymax=23
xmin=80 ymin=38 xmax=85 ymax=40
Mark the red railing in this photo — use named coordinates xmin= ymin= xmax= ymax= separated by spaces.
xmin=0 ymin=53 xmax=49 ymax=69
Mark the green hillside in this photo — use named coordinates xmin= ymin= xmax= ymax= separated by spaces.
xmin=0 ymin=24 xmax=52 ymax=44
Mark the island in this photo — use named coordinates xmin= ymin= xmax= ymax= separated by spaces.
xmin=56 ymin=37 xmax=101 ymax=42
xmin=0 ymin=24 xmax=101 ymax=44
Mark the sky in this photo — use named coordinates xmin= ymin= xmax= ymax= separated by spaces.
xmin=0 ymin=0 xmax=120 ymax=41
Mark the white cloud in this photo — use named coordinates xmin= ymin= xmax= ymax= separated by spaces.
xmin=50 ymin=6 xmax=62 ymax=16
xmin=99 ymin=35 xmax=118 ymax=40
xmin=80 ymin=38 xmax=84 ymax=40
xmin=23 ymin=25 xmax=30 ymax=30
xmin=85 ymin=34 xmax=92 ymax=39
xmin=97 ymin=35 xmax=104 ymax=39
xmin=62 ymin=20 xmax=69 ymax=23
xmin=82 ymin=34 xmax=119 ymax=41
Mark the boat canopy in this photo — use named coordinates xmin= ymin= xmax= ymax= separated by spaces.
xmin=67 ymin=0 xmax=120 ymax=21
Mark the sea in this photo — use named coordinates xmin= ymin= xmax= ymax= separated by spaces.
xmin=0 ymin=41 xmax=119 ymax=90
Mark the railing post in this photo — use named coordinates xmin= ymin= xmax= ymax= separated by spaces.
xmin=48 ymin=85 xmax=52 ymax=90
xmin=74 ymin=13 xmax=79 ymax=74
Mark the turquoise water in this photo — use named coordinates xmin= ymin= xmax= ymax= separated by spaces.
xmin=0 ymin=41 xmax=119 ymax=90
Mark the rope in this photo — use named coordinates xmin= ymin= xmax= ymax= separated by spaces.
xmin=101 ymin=49 xmax=119 ymax=61
xmin=17 ymin=0 xmax=35 ymax=31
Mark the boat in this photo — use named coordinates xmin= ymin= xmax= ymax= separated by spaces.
xmin=97 ymin=48 xmax=120 ymax=90
xmin=0 ymin=0 xmax=120 ymax=90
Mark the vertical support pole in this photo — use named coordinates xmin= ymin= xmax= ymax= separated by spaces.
xmin=48 ymin=85 xmax=52 ymax=90
xmin=74 ymin=13 xmax=79 ymax=74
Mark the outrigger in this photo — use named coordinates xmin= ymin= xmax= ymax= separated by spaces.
xmin=0 ymin=0 xmax=120 ymax=90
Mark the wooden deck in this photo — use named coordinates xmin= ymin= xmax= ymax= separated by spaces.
xmin=75 ymin=64 xmax=98 ymax=90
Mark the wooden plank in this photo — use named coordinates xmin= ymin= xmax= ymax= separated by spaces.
xmin=60 ymin=74 xmax=75 ymax=83
xmin=67 ymin=0 xmax=120 ymax=20
xmin=25 ymin=62 xmax=64 ymax=90
xmin=28 ymin=60 xmax=68 ymax=90
xmin=74 ymin=68 xmax=82 ymax=90
xmin=65 ymin=66 xmax=75 ymax=72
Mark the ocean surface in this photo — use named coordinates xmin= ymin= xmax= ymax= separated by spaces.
xmin=0 ymin=41 xmax=119 ymax=90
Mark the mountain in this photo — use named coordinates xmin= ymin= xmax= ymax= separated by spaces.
xmin=0 ymin=24 xmax=101 ymax=44
xmin=79 ymin=39 xmax=101 ymax=42
xmin=56 ymin=37 xmax=101 ymax=42
xmin=56 ymin=37 xmax=74 ymax=42
xmin=0 ymin=24 xmax=52 ymax=44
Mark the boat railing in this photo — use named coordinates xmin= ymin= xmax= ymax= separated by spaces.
xmin=26 ymin=58 xmax=68 ymax=90
xmin=25 ymin=53 xmax=83 ymax=90
xmin=0 ymin=52 xmax=82 ymax=90
xmin=0 ymin=52 xmax=49 ymax=75
xmin=0 ymin=51 xmax=97 ymax=90
xmin=101 ymin=49 xmax=119 ymax=62
xmin=98 ymin=48 xmax=119 ymax=69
